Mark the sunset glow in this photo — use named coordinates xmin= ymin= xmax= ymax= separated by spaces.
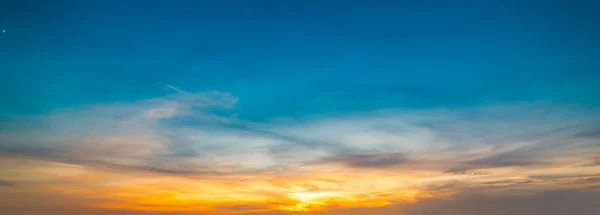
xmin=1 ymin=1 xmax=599 ymax=215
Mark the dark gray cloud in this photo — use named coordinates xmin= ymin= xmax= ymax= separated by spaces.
xmin=445 ymin=153 xmax=544 ymax=173
xmin=529 ymin=173 xmax=600 ymax=187
xmin=481 ymin=179 xmax=535 ymax=187
xmin=442 ymin=122 xmax=600 ymax=173
xmin=579 ymin=130 xmax=600 ymax=138
xmin=402 ymin=190 xmax=600 ymax=215
xmin=422 ymin=181 xmax=464 ymax=192
xmin=319 ymin=153 xmax=409 ymax=168
xmin=567 ymin=177 xmax=600 ymax=185
xmin=444 ymin=169 xmax=491 ymax=175
xmin=581 ymin=157 xmax=600 ymax=167
xmin=229 ymin=124 xmax=367 ymax=157
xmin=443 ymin=134 xmax=585 ymax=172
xmin=467 ymin=153 xmax=545 ymax=167
xmin=529 ymin=174 xmax=600 ymax=180
xmin=0 ymin=146 xmax=237 ymax=177
xmin=0 ymin=179 xmax=16 ymax=187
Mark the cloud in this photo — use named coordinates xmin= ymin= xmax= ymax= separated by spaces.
xmin=445 ymin=152 xmax=546 ymax=173
xmin=575 ymin=126 xmax=600 ymax=138
xmin=444 ymin=170 xmax=491 ymax=175
xmin=481 ymin=179 xmax=535 ymax=186
xmin=0 ymin=179 xmax=16 ymax=187
xmin=1 ymin=88 xmax=599 ymax=214
xmin=529 ymin=173 xmax=600 ymax=187
xmin=581 ymin=157 xmax=600 ymax=167
xmin=402 ymin=190 xmax=600 ymax=215
xmin=318 ymin=153 xmax=409 ymax=168
xmin=3 ymin=98 xmax=596 ymax=181
xmin=0 ymin=87 xmax=246 ymax=177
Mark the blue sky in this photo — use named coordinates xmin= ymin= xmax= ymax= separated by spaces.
xmin=1 ymin=0 xmax=599 ymax=119
xmin=0 ymin=1 xmax=599 ymax=215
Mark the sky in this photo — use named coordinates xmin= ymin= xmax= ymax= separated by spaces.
xmin=0 ymin=0 xmax=599 ymax=214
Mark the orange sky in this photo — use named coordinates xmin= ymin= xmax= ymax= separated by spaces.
xmin=1 ymin=92 xmax=599 ymax=215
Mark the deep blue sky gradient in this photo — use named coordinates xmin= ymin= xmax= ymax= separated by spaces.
xmin=1 ymin=0 xmax=599 ymax=120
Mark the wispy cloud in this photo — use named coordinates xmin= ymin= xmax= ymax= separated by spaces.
xmin=0 ymin=88 xmax=599 ymax=213
xmin=0 ymin=179 xmax=16 ymax=187
xmin=0 ymin=87 xmax=243 ymax=177
xmin=322 ymin=153 xmax=409 ymax=168
xmin=401 ymin=190 xmax=600 ymax=215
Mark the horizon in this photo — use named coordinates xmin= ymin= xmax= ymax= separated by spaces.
xmin=1 ymin=1 xmax=599 ymax=215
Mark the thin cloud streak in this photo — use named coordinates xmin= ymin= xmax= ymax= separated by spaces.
xmin=0 ymin=89 xmax=599 ymax=213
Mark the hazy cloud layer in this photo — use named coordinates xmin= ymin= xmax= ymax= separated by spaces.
xmin=0 ymin=89 xmax=599 ymax=214
xmin=402 ymin=190 xmax=600 ymax=215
